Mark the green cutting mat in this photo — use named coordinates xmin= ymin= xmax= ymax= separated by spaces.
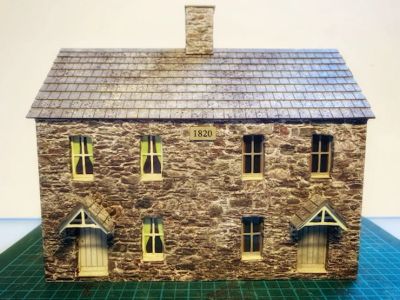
xmin=1 ymin=218 xmax=399 ymax=299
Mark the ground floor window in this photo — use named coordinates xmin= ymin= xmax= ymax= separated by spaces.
xmin=242 ymin=216 xmax=263 ymax=260
xmin=142 ymin=217 xmax=164 ymax=261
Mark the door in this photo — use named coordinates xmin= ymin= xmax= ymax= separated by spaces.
xmin=78 ymin=228 xmax=108 ymax=277
xmin=297 ymin=226 xmax=327 ymax=273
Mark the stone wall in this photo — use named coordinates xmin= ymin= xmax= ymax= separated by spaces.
xmin=36 ymin=120 xmax=367 ymax=281
xmin=185 ymin=6 xmax=214 ymax=55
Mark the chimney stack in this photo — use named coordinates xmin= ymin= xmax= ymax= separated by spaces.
xmin=185 ymin=5 xmax=215 ymax=55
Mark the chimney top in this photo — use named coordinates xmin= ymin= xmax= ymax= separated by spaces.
xmin=185 ymin=5 xmax=215 ymax=55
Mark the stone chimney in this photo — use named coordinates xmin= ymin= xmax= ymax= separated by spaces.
xmin=185 ymin=5 xmax=215 ymax=55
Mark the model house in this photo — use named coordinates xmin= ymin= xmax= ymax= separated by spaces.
xmin=27 ymin=6 xmax=374 ymax=281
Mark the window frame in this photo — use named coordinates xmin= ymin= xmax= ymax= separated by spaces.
xmin=140 ymin=135 xmax=163 ymax=181
xmin=142 ymin=217 xmax=165 ymax=262
xmin=70 ymin=136 xmax=94 ymax=181
xmin=242 ymin=135 xmax=264 ymax=180
xmin=310 ymin=134 xmax=333 ymax=179
xmin=241 ymin=217 xmax=263 ymax=260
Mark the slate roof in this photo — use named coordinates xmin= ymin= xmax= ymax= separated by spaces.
xmin=290 ymin=199 xmax=347 ymax=231
xmin=27 ymin=48 xmax=374 ymax=120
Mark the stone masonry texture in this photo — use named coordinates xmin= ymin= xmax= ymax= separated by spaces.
xmin=36 ymin=120 xmax=367 ymax=281
xmin=185 ymin=6 xmax=214 ymax=55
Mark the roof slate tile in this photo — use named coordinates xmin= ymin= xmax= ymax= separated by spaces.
xmin=27 ymin=48 xmax=374 ymax=120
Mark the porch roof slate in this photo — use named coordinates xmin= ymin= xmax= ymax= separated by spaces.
xmin=290 ymin=199 xmax=347 ymax=230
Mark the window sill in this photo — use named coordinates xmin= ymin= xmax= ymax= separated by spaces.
xmin=143 ymin=255 xmax=165 ymax=262
xmin=310 ymin=173 xmax=331 ymax=179
xmin=141 ymin=175 xmax=163 ymax=182
xmin=242 ymin=175 xmax=264 ymax=181
xmin=241 ymin=254 xmax=262 ymax=261
xmin=72 ymin=175 xmax=94 ymax=182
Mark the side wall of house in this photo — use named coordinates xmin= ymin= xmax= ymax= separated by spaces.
xmin=36 ymin=120 xmax=367 ymax=281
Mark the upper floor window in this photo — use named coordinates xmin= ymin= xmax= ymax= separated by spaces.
xmin=242 ymin=216 xmax=263 ymax=260
xmin=140 ymin=135 xmax=163 ymax=181
xmin=70 ymin=136 xmax=94 ymax=181
xmin=311 ymin=134 xmax=333 ymax=178
xmin=242 ymin=135 xmax=264 ymax=180
xmin=142 ymin=217 xmax=164 ymax=261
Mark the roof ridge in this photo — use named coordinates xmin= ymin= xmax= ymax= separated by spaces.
xmin=59 ymin=48 xmax=339 ymax=53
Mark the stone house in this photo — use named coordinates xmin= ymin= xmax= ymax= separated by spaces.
xmin=27 ymin=6 xmax=374 ymax=281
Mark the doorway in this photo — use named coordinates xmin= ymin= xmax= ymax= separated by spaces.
xmin=78 ymin=228 xmax=108 ymax=277
xmin=297 ymin=226 xmax=327 ymax=273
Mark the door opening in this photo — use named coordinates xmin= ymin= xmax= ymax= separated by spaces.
xmin=78 ymin=228 xmax=108 ymax=277
xmin=297 ymin=226 xmax=327 ymax=273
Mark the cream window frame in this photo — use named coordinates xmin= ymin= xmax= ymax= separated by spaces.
xmin=241 ymin=218 xmax=263 ymax=260
xmin=140 ymin=136 xmax=163 ymax=181
xmin=242 ymin=135 xmax=264 ymax=180
xmin=311 ymin=135 xmax=332 ymax=179
xmin=70 ymin=136 xmax=94 ymax=181
xmin=142 ymin=217 xmax=165 ymax=262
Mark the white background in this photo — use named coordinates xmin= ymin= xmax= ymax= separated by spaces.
xmin=0 ymin=0 xmax=399 ymax=217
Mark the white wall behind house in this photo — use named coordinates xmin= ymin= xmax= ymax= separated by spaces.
xmin=0 ymin=0 xmax=398 ymax=217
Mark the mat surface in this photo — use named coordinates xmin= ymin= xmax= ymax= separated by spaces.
xmin=0 ymin=218 xmax=399 ymax=299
